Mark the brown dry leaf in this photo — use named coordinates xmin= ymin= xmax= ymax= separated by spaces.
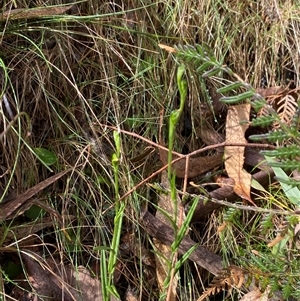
xmin=121 ymin=232 xmax=155 ymax=266
xmin=256 ymin=86 xmax=285 ymax=99
xmin=159 ymin=148 xmax=223 ymax=178
xmin=141 ymin=211 xmax=223 ymax=275
xmin=274 ymin=94 xmax=298 ymax=128
xmin=240 ymin=286 xmax=271 ymax=301
xmin=225 ymin=104 xmax=253 ymax=203
xmin=267 ymin=235 xmax=284 ymax=248
xmin=1 ymin=5 xmax=73 ymax=21
xmin=125 ymin=287 xmax=139 ymax=301
xmin=294 ymin=221 xmax=300 ymax=236
xmin=20 ymin=252 xmax=120 ymax=301
xmin=0 ymin=168 xmax=71 ymax=221
xmin=21 ymin=253 xmax=72 ymax=301
xmin=239 ymin=289 xmax=262 ymax=301
xmin=158 ymin=44 xmax=176 ymax=53
xmin=256 ymin=85 xmax=300 ymax=131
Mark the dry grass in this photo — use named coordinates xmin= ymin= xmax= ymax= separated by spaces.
xmin=1 ymin=0 xmax=300 ymax=300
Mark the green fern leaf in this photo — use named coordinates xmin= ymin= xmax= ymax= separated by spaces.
xmin=223 ymin=207 xmax=241 ymax=223
xmin=251 ymin=115 xmax=278 ymax=127
xmin=217 ymin=82 xmax=244 ymax=94
xmin=250 ymin=130 xmax=290 ymax=142
xmin=260 ymin=213 xmax=274 ymax=234
xmin=261 ymin=145 xmax=300 ymax=159
xmin=220 ymin=90 xmax=255 ymax=104
xmin=252 ymin=98 xmax=267 ymax=111
xmin=282 ymin=280 xmax=293 ymax=299
xmin=269 ymin=159 xmax=300 ymax=170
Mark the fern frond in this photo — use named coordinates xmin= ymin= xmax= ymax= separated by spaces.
xmin=260 ymin=213 xmax=274 ymax=234
xmin=269 ymin=159 xmax=300 ymax=170
xmin=252 ymin=98 xmax=267 ymax=111
xmin=251 ymin=115 xmax=279 ymax=127
xmin=220 ymin=90 xmax=255 ymax=104
xmin=175 ymin=44 xmax=236 ymax=81
xmin=282 ymin=281 xmax=293 ymax=299
xmin=261 ymin=145 xmax=300 ymax=159
xmin=197 ymin=266 xmax=246 ymax=301
xmin=175 ymin=44 xmax=220 ymax=72
xmin=275 ymin=94 xmax=298 ymax=127
xmin=223 ymin=207 xmax=241 ymax=223
xmin=290 ymin=107 xmax=300 ymax=128
xmin=249 ymin=130 xmax=290 ymax=143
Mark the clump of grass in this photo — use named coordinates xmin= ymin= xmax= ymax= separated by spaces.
xmin=1 ymin=0 xmax=300 ymax=300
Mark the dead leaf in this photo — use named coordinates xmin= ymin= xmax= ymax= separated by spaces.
xmin=239 ymin=289 xmax=262 ymax=301
xmin=20 ymin=252 xmax=120 ymax=301
xmin=21 ymin=253 xmax=72 ymax=301
xmin=0 ymin=169 xmax=71 ymax=221
xmin=241 ymin=286 xmax=271 ymax=301
xmin=158 ymin=44 xmax=176 ymax=53
xmin=0 ymin=5 xmax=73 ymax=21
xmin=294 ymin=222 xmax=300 ymax=236
xmin=159 ymin=148 xmax=223 ymax=178
xmin=225 ymin=104 xmax=253 ymax=204
xmin=141 ymin=210 xmax=223 ymax=276
xmin=125 ymin=287 xmax=139 ymax=301
xmin=121 ymin=232 xmax=155 ymax=266
xmin=256 ymin=85 xmax=300 ymax=131
xmin=267 ymin=235 xmax=284 ymax=248
xmin=256 ymin=86 xmax=285 ymax=99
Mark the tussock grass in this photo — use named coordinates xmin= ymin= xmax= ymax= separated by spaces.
xmin=1 ymin=0 xmax=300 ymax=300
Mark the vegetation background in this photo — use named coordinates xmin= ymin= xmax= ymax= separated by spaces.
xmin=0 ymin=0 xmax=300 ymax=300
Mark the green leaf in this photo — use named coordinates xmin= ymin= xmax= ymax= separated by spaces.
xmin=202 ymin=66 xmax=222 ymax=77
xmin=3 ymin=261 xmax=22 ymax=279
xmin=220 ymin=90 xmax=255 ymax=104
xmin=250 ymin=130 xmax=289 ymax=142
xmin=177 ymin=64 xmax=185 ymax=85
xmin=196 ymin=61 xmax=214 ymax=73
xmin=251 ymin=178 xmax=268 ymax=192
xmin=251 ymin=99 xmax=267 ymax=111
xmin=171 ymin=196 xmax=199 ymax=251
xmin=251 ymin=115 xmax=278 ymax=127
xmin=261 ymin=145 xmax=300 ymax=159
xmin=25 ymin=204 xmax=45 ymax=220
xmin=113 ymin=131 xmax=121 ymax=156
xmin=174 ymin=243 xmax=198 ymax=273
xmin=217 ymin=81 xmax=244 ymax=94
xmin=271 ymin=231 xmax=291 ymax=256
xmin=268 ymin=159 xmax=300 ymax=170
xmin=265 ymin=155 xmax=300 ymax=206
xmin=34 ymin=148 xmax=57 ymax=166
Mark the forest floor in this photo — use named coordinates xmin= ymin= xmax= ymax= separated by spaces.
xmin=1 ymin=1 xmax=300 ymax=301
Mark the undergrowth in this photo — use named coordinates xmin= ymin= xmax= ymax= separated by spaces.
xmin=0 ymin=0 xmax=300 ymax=300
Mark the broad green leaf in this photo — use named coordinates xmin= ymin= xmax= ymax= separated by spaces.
xmin=34 ymin=148 xmax=57 ymax=166
xmin=25 ymin=204 xmax=45 ymax=220
xmin=251 ymin=178 xmax=268 ymax=193
xmin=265 ymin=155 xmax=300 ymax=206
